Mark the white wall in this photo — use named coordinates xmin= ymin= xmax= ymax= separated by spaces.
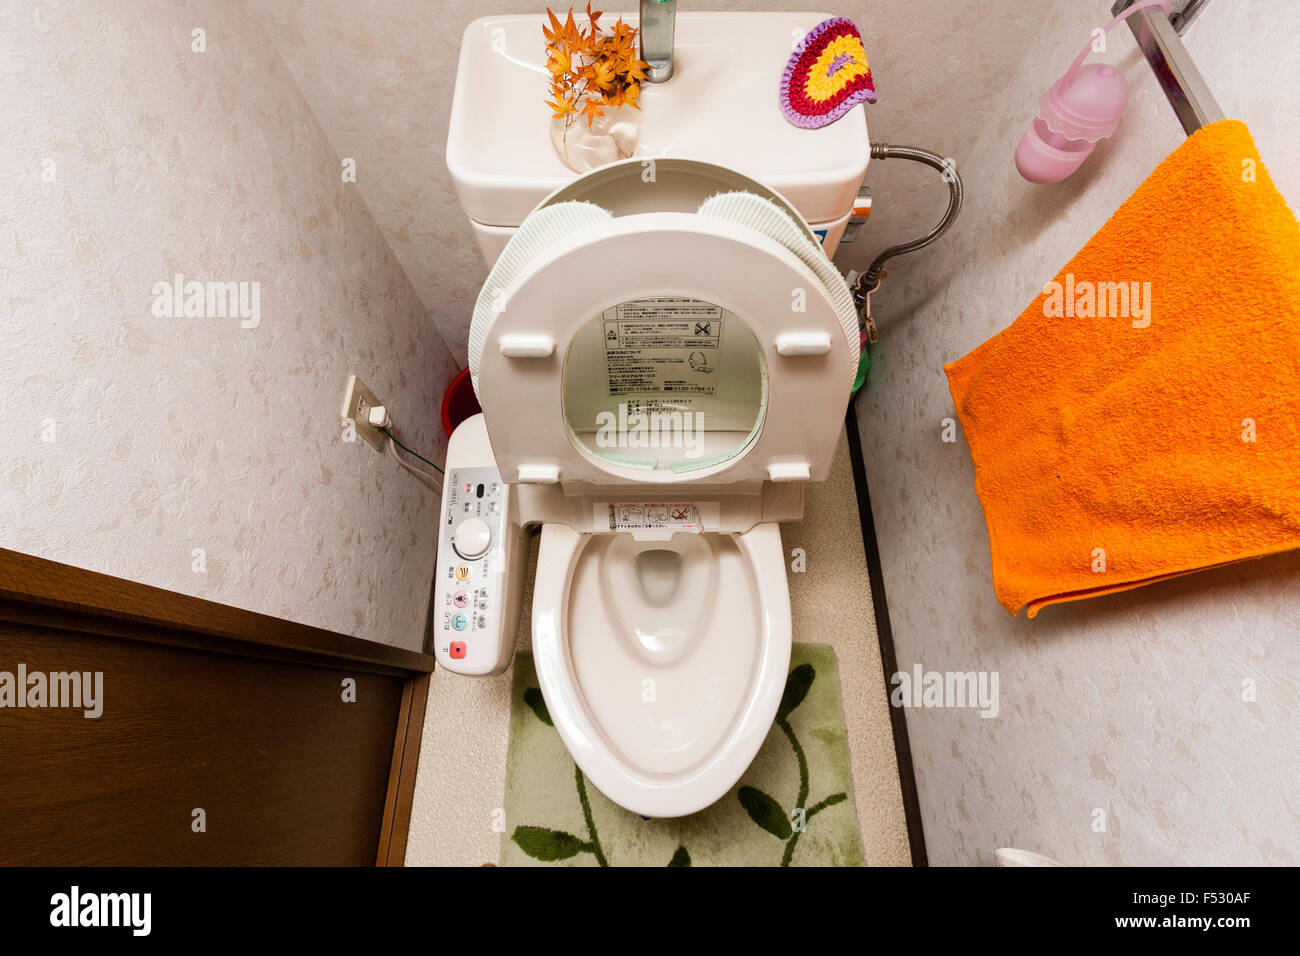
xmin=856 ymin=0 xmax=1300 ymax=864
xmin=247 ymin=0 xmax=508 ymax=367
xmin=0 ymin=0 xmax=459 ymax=650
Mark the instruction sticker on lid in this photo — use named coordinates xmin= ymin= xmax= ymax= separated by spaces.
xmin=602 ymin=297 xmax=723 ymax=398
xmin=604 ymin=503 xmax=701 ymax=532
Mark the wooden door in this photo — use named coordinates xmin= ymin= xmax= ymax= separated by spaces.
xmin=0 ymin=549 xmax=433 ymax=866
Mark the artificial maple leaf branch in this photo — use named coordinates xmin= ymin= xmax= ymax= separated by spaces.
xmin=544 ymin=3 xmax=651 ymax=130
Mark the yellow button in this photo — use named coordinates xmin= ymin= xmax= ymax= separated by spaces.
xmin=455 ymin=564 xmax=471 ymax=581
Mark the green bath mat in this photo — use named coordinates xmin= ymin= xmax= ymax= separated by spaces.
xmin=500 ymin=643 xmax=863 ymax=867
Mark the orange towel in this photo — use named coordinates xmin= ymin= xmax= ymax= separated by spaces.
xmin=946 ymin=120 xmax=1300 ymax=618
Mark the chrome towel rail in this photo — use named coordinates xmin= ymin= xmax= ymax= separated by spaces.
xmin=1112 ymin=0 xmax=1224 ymax=134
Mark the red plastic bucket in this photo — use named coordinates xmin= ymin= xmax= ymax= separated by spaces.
xmin=441 ymin=367 xmax=482 ymax=437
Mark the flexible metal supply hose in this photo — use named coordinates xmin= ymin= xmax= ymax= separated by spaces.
xmin=851 ymin=143 xmax=965 ymax=311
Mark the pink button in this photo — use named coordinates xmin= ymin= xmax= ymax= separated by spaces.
xmin=453 ymin=591 xmax=469 ymax=608
xmin=449 ymin=642 xmax=467 ymax=660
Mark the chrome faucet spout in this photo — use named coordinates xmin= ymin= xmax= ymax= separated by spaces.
xmin=639 ymin=0 xmax=676 ymax=83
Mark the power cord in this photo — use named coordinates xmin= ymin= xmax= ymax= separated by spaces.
xmin=363 ymin=404 xmax=444 ymax=491
xmin=380 ymin=426 xmax=444 ymax=475
xmin=386 ymin=436 xmax=443 ymax=491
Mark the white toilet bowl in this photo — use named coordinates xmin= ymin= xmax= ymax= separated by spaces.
xmin=531 ymin=522 xmax=791 ymax=817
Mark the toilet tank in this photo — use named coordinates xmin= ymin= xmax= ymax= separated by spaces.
xmin=446 ymin=11 xmax=870 ymax=266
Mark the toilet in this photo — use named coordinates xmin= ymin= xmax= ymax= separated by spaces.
xmin=439 ymin=160 xmax=858 ymax=817
xmin=437 ymin=13 xmax=870 ymax=817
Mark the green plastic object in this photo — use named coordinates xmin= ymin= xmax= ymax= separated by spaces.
xmin=851 ymin=343 xmax=870 ymax=394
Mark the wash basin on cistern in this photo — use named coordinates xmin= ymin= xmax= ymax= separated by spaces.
xmin=446 ymin=10 xmax=870 ymax=260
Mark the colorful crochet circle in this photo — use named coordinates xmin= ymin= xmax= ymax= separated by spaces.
xmin=779 ymin=17 xmax=876 ymax=129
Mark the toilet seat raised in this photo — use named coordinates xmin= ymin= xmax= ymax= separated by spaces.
xmin=468 ymin=183 xmax=855 ymax=489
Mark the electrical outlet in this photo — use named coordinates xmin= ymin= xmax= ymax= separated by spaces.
xmin=340 ymin=374 xmax=385 ymax=451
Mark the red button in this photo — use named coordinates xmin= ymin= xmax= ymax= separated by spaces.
xmin=449 ymin=641 xmax=467 ymax=660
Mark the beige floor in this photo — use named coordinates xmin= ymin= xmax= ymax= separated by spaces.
xmin=405 ymin=430 xmax=911 ymax=866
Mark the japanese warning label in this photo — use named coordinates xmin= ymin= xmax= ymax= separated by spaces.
xmin=602 ymin=297 xmax=723 ymax=397
xmin=605 ymin=503 xmax=701 ymax=532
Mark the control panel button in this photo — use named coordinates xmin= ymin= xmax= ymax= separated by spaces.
xmin=449 ymin=641 xmax=467 ymax=659
xmin=452 ymin=613 xmax=469 ymax=631
xmin=453 ymin=591 xmax=469 ymax=608
xmin=453 ymin=518 xmax=492 ymax=559
xmin=455 ymin=565 xmax=471 ymax=581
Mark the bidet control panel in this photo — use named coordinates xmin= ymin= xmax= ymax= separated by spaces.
xmin=431 ymin=416 xmax=525 ymax=676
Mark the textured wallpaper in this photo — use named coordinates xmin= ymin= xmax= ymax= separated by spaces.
xmin=0 ymin=0 xmax=459 ymax=650
xmin=856 ymin=0 xmax=1300 ymax=865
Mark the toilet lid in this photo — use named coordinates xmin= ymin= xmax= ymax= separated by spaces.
xmin=469 ymin=171 xmax=856 ymax=487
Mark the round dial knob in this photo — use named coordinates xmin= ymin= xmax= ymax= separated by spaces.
xmin=453 ymin=518 xmax=492 ymax=559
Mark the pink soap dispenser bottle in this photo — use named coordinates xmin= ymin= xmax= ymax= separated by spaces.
xmin=1015 ymin=0 xmax=1172 ymax=184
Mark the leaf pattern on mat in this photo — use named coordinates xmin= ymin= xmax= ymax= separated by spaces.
xmin=511 ymin=654 xmax=857 ymax=866
xmin=738 ymin=786 xmax=794 ymax=839
xmin=511 ymin=825 xmax=587 ymax=861
xmin=778 ymin=662 xmax=814 ymax=720
xmin=523 ymin=687 xmax=553 ymax=726
xmin=737 ymin=663 xmax=852 ymax=865
xmin=513 ymin=689 xmax=609 ymax=865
